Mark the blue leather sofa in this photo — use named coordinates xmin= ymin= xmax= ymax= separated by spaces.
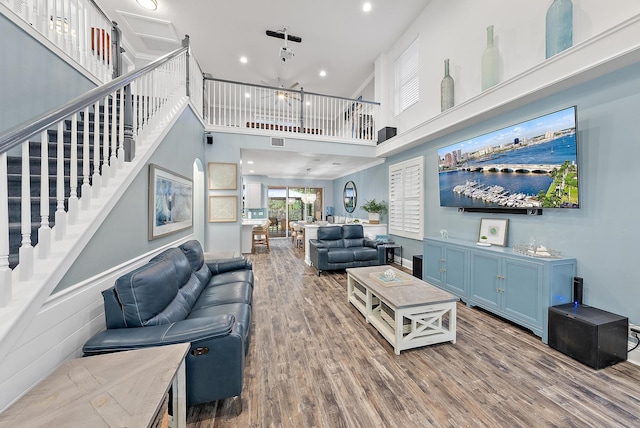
xmin=82 ymin=240 xmax=253 ymax=406
xmin=309 ymin=224 xmax=384 ymax=275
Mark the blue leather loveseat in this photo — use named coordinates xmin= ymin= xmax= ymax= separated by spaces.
xmin=82 ymin=240 xmax=253 ymax=406
xmin=309 ymin=224 xmax=384 ymax=275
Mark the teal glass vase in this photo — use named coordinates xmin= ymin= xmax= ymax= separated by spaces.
xmin=481 ymin=25 xmax=499 ymax=91
xmin=440 ymin=59 xmax=454 ymax=111
xmin=546 ymin=0 xmax=573 ymax=58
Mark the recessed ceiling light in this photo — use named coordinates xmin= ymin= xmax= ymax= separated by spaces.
xmin=245 ymin=92 xmax=251 ymax=98
xmin=247 ymin=161 xmax=254 ymax=164
xmin=249 ymin=170 xmax=255 ymax=173
xmin=240 ymin=56 xmax=248 ymax=64
xmin=319 ymin=70 xmax=327 ymax=77
xmin=363 ymin=2 xmax=372 ymax=12
xmin=137 ymin=0 xmax=158 ymax=11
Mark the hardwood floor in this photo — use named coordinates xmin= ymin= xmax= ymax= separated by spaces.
xmin=187 ymin=239 xmax=640 ymax=428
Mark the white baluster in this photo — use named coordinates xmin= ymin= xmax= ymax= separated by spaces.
xmin=131 ymin=80 xmax=138 ymax=138
xmin=92 ymin=101 xmax=101 ymax=196
xmin=68 ymin=112 xmax=78 ymax=223
xmin=0 ymin=151 xmax=11 ymax=306
xmin=54 ymin=121 xmax=66 ymax=240
xmin=110 ymin=91 xmax=117 ymax=176
xmin=19 ymin=140 xmax=33 ymax=280
xmin=101 ymin=95 xmax=110 ymax=185
xmin=81 ymin=105 xmax=91 ymax=209
xmin=38 ymin=130 xmax=51 ymax=259
xmin=118 ymin=87 xmax=124 ymax=167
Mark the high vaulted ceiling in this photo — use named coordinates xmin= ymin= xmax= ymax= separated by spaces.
xmin=98 ymin=0 xmax=429 ymax=98
xmin=96 ymin=0 xmax=430 ymax=179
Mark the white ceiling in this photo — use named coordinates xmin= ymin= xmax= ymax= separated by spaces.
xmin=96 ymin=0 xmax=430 ymax=178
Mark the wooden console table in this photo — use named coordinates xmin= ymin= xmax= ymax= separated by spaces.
xmin=0 ymin=343 xmax=189 ymax=427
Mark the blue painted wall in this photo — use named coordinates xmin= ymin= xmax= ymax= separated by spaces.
xmin=344 ymin=60 xmax=640 ymax=323
xmin=0 ymin=14 xmax=96 ymax=134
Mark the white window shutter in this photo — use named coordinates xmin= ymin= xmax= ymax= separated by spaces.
xmin=389 ymin=156 xmax=424 ymax=240
xmin=395 ymin=37 xmax=419 ymax=115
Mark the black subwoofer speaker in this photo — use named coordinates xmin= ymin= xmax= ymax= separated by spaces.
xmin=548 ymin=303 xmax=628 ymax=369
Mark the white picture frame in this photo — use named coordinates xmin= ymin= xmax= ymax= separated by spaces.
xmin=478 ymin=218 xmax=509 ymax=247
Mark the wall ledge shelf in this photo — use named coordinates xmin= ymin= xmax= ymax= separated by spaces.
xmin=377 ymin=13 xmax=640 ymax=157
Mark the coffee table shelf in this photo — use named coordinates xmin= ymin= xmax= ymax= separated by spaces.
xmin=347 ymin=266 xmax=458 ymax=354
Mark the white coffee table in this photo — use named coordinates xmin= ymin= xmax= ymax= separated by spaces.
xmin=347 ymin=266 xmax=458 ymax=354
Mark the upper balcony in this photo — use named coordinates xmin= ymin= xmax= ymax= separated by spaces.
xmin=203 ymin=76 xmax=379 ymax=145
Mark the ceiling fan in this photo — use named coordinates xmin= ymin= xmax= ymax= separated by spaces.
xmin=260 ymin=78 xmax=301 ymax=105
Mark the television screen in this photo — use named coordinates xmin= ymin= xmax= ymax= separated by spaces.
xmin=438 ymin=106 xmax=579 ymax=209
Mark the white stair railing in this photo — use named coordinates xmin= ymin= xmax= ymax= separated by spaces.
xmin=204 ymin=78 xmax=379 ymax=143
xmin=1 ymin=0 xmax=115 ymax=82
xmin=0 ymin=42 xmax=190 ymax=307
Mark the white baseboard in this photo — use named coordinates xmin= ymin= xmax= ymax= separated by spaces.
xmin=628 ymin=339 xmax=640 ymax=366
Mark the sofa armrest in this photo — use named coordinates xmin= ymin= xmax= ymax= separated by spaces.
xmin=206 ymin=257 xmax=252 ymax=274
xmin=82 ymin=315 xmax=235 ymax=355
xmin=309 ymin=240 xmax=329 ymax=269
xmin=364 ymin=238 xmax=379 ymax=248
xmin=308 ymin=239 xmax=326 ymax=248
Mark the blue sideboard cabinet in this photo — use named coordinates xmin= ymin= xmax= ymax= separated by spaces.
xmin=424 ymin=237 xmax=576 ymax=343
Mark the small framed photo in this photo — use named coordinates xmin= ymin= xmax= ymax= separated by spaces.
xmin=208 ymin=162 xmax=237 ymax=190
xmin=478 ymin=218 xmax=509 ymax=246
xmin=209 ymin=196 xmax=237 ymax=222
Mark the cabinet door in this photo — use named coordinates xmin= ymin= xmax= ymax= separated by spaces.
xmin=424 ymin=241 xmax=444 ymax=286
xmin=502 ymin=258 xmax=543 ymax=328
xmin=469 ymin=251 xmax=500 ymax=310
xmin=443 ymin=246 xmax=466 ymax=296
xmin=246 ymin=183 xmax=262 ymax=208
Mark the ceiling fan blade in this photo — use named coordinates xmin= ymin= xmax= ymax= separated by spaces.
xmin=289 ymin=82 xmax=300 ymax=89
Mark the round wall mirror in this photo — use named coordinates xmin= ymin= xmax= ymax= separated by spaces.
xmin=343 ymin=181 xmax=357 ymax=213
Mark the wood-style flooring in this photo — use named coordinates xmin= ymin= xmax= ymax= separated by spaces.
xmin=187 ymin=238 xmax=640 ymax=428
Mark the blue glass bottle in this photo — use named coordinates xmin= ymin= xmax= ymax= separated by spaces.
xmin=546 ymin=0 xmax=573 ymax=58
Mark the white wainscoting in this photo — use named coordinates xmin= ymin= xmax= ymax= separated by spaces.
xmin=0 ymin=237 xmax=192 ymax=411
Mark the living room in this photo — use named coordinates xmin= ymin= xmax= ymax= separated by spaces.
xmin=1 ymin=0 xmax=640 ymax=425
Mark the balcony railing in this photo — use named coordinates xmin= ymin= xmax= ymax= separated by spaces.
xmin=2 ymin=0 xmax=115 ymax=82
xmin=204 ymin=77 xmax=379 ymax=143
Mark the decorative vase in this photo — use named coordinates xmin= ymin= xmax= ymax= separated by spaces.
xmin=481 ymin=25 xmax=499 ymax=91
xmin=440 ymin=59 xmax=454 ymax=112
xmin=545 ymin=0 xmax=573 ymax=58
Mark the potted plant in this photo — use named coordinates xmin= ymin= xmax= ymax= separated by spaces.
xmin=360 ymin=199 xmax=387 ymax=224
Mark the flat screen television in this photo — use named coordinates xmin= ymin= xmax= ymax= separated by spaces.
xmin=437 ymin=106 xmax=579 ymax=210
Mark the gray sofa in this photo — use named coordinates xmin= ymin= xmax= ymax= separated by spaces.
xmin=82 ymin=240 xmax=253 ymax=406
xmin=309 ymin=224 xmax=384 ymax=275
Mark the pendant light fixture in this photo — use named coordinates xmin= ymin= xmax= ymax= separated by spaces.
xmin=301 ymin=168 xmax=316 ymax=205
xmin=137 ymin=0 xmax=158 ymax=11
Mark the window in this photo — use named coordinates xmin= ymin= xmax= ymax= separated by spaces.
xmin=395 ymin=37 xmax=419 ymax=115
xmin=389 ymin=156 xmax=423 ymax=240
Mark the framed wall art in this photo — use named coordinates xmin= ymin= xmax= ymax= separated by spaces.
xmin=478 ymin=218 xmax=509 ymax=246
xmin=208 ymin=162 xmax=237 ymax=190
xmin=209 ymin=196 xmax=238 ymax=222
xmin=149 ymin=164 xmax=193 ymax=240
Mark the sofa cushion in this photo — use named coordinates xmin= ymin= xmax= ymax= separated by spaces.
xmin=150 ymin=248 xmax=192 ymax=286
xmin=179 ymin=240 xmax=205 ymax=272
xmin=178 ymin=274 xmax=205 ymax=308
xmin=317 ymin=226 xmax=342 ymax=240
xmin=327 ymin=249 xmax=355 ymax=263
xmin=342 ymin=224 xmax=365 ymax=239
xmin=193 ymin=282 xmax=253 ymax=307
xmin=114 ymin=259 xmax=181 ymax=327
xmin=352 ymin=247 xmax=379 ymax=261
xmin=209 ymin=270 xmax=254 ymax=288
xmin=194 ymin=264 xmax=213 ymax=286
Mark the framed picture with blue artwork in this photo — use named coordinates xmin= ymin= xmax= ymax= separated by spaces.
xmin=148 ymin=164 xmax=193 ymax=240
xmin=478 ymin=218 xmax=509 ymax=246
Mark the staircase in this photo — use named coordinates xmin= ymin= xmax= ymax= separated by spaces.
xmin=6 ymin=106 xmax=113 ymax=269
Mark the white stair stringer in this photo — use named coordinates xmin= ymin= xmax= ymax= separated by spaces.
xmin=0 ymin=95 xmax=190 ymax=368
